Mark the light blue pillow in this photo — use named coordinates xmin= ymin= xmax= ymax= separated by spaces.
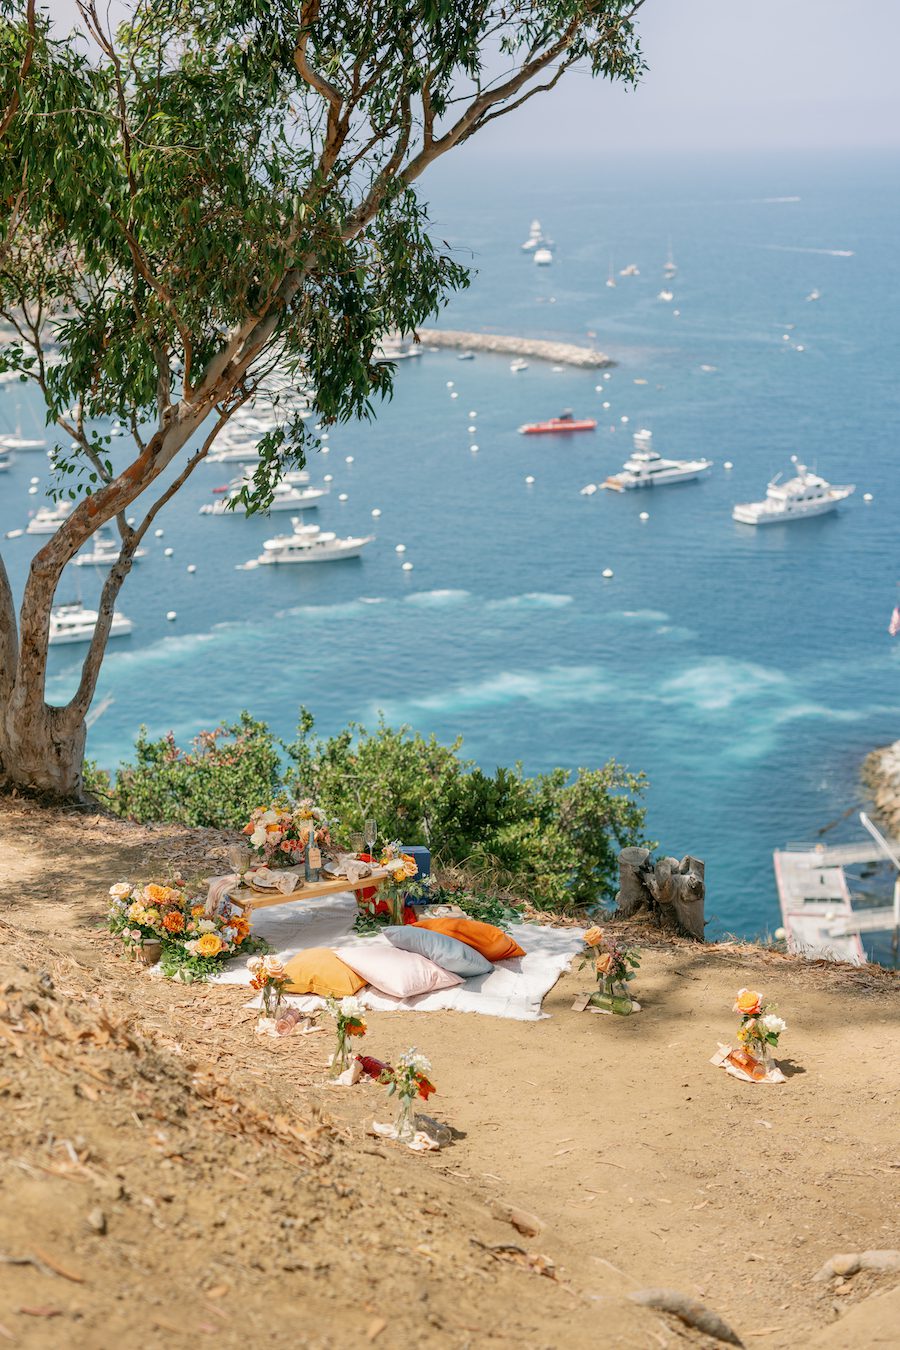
xmin=384 ymin=925 xmax=493 ymax=978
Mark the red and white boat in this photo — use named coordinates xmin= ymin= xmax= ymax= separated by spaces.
xmin=518 ymin=409 xmax=597 ymax=435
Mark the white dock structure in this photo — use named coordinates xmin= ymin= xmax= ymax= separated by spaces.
xmin=774 ymin=815 xmax=900 ymax=965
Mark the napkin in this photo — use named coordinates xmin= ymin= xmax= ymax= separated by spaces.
xmin=250 ymin=866 xmax=303 ymax=894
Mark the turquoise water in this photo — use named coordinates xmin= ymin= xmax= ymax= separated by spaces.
xmin=2 ymin=150 xmax=898 ymax=949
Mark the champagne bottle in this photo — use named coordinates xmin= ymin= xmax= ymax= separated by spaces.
xmin=305 ymin=820 xmax=321 ymax=883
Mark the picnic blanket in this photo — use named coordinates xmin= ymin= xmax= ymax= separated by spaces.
xmin=209 ymin=891 xmax=584 ymax=1021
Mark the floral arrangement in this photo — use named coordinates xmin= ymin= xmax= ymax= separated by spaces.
xmin=249 ymin=954 xmax=289 ymax=1018
xmin=242 ymin=799 xmax=330 ymax=868
xmin=379 ymin=841 xmax=419 ymax=882
xmin=325 ymin=995 xmax=367 ymax=1077
xmin=352 ymin=842 xmax=430 ymax=931
xmin=733 ymin=988 xmax=787 ymax=1062
xmin=107 ymin=880 xmax=261 ymax=982
xmin=580 ymin=925 xmax=640 ymax=997
xmin=380 ymin=1047 xmax=436 ymax=1140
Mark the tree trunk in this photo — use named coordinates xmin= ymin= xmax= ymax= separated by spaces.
xmin=0 ymin=696 xmax=85 ymax=798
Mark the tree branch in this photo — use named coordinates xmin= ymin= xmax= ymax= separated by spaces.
xmin=0 ymin=0 xmax=36 ymax=143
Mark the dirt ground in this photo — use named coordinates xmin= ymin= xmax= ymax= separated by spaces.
xmin=0 ymin=797 xmax=898 ymax=1349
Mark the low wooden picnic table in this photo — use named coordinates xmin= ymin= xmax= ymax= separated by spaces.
xmin=228 ymin=867 xmax=391 ymax=913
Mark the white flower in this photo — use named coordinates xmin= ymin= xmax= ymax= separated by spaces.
xmin=398 ymin=1048 xmax=431 ymax=1075
xmin=261 ymin=809 xmax=279 ymax=826
xmin=339 ymin=995 xmax=364 ymax=1018
xmin=761 ymin=1014 xmax=786 ymax=1037
xmin=247 ymin=956 xmax=262 ymax=974
xmin=198 ymin=919 xmax=217 ymax=934
xmin=109 ymin=882 xmax=132 ymax=900
xmin=249 ymin=828 xmax=267 ymax=849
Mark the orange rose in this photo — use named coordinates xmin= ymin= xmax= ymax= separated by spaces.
xmin=196 ymin=932 xmax=224 ymax=957
xmin=595 ymin=952 xmax=613 ymax=974
xmin=191 ymin=904 xmax=205 ymax=917
xmin=145 ymin=883 xmax=178 ymax=906
xmin=734 ymin=988 xmax=762 ymax=1017
xmin=584 ymin=926 xmax=604 ymax=947
xmin=162 ymin=911 xmax=185 ymax=933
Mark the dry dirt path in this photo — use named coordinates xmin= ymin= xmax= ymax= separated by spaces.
xmin=1 ymin=799 xmax=898 ymax=1349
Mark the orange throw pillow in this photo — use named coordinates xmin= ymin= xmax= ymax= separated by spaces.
xmin=415 ymin=918 xmax=524 ymax=963
xmin=283 ymin=948 xmax=366 ymax=998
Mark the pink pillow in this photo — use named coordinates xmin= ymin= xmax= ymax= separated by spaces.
xmin=334 ymin=943 xmax=462 ymax=998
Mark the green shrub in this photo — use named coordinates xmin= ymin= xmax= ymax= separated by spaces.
xmin=107 ymin=713 xmax=282 ymax=829
xmin=94 ymin=708 xmax=652 ymax=910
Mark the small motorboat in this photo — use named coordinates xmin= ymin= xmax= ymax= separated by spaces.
xmin=519 ymin=410 xmax=597 ymax=435
xmin=657 ymin=289 xmax=674 ymax=302
xmin=74 ymin=531 xmax=146 ymax=567
xmin=510 ymin=358 xmax=529 ymax=373
xmin=26 ymin=502 xmax=72 ymax=534
xmin=533 ymin=246 xmax=553 ymax=266
xmin=457 ymin=351 xmax=475 ymax=361
xmin=619 ymin=263 xmax=640 ymax=277
xmin=0 ymin=450 xmax=13 ymax=472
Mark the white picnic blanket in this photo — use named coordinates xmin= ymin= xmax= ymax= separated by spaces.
xmin=209 ymin=891 xmax=583 ymax=1021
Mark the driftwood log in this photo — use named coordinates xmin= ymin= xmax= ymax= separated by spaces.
xmin=615 ymin=847 xmax=706 ymax=940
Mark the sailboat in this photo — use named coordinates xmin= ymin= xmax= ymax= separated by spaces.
xmin=0 ymin=400 xmax=45 ymax=452
xmin=663 ymin=239 xmax=677 ymax=277
xmin=605 ymin=256 xmax=616 ymax=289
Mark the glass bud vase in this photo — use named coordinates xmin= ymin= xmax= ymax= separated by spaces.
xmin=394 ymin=1093 xmax=416 ymax=1142
xmin=590 ymin=975 xmax=634 ymax=1016
xmin=329 ymin=1028 xmax=350 ymax=1078
xmin=261 ymin=982 xmax=283 ymax=1020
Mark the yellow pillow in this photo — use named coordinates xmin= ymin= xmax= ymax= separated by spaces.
xmin=415 ymin=917 xmax=524 ymax=963
xmin=283 ymin=948 xmax=366 ymax=997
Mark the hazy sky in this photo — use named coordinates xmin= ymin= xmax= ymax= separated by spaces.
xmin=48 ymin=0 xmax=900 ymax=154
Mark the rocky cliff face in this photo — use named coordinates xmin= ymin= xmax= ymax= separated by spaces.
xmin=862 ymin=739 xmax=900 ymax=838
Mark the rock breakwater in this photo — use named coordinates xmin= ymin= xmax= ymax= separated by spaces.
xmin=417 ymin=328 xmax=615 ymax=368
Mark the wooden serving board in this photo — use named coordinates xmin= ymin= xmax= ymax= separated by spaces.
xmin=229 ymin=867 xmax=391 ymax=913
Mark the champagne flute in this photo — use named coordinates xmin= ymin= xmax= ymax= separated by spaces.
xmin=364 ymin=818 xmax=377 ymax=860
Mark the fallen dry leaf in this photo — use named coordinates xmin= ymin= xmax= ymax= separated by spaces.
xmin=205 ymin=1284 xmax=229 ymax=1300
xmin=366 ymin=1316 xmax=387 ymax=1342
xmin=18 ymin=1307 xmax=62 ymax=1319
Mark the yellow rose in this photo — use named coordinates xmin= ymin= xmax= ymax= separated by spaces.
xmin=196 ymin=933 xmax=224 ymax=957
xmin=584 ymin=926 xmax=604 ymax=947
xmin=595 ymin=952 xmax=613 ymax=974
xmin=127 ymin=902 xmax=145 ymax=921
xmin=734 ymin=988 xmax=762 ymax=1017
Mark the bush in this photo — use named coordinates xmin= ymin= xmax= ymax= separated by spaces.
xmin=94 ymin=708 xmax=652 ymax=910
xmin=103 ymin=713 xmax=282 ymax=829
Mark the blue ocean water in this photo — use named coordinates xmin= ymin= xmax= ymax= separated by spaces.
xmin=1 ymin=150 xmax=898 ymax=949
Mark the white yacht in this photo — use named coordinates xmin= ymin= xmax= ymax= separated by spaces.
xmin=510 ymin=358 xmax=529 ymax=373
xmin=0 ymin=431 xmax=45 ymax=452
xmin=26 ymin=502 xmax=72 ymax=534
xmin=533 ymin=246 xmax=553 ymax=266
xmin=255 ymin=519 xmax=374 ymax=564
xmin=521 ymin=219 xmax=544 ymax=252
xmin=373 ymin=337 xmax=423 ymax=364
xmin=49 ymin=601 xmax=133 ymax=645
xmin=200 ymin=478 xmax=327 ymax=515
xmin=732 ymin=458 xmax=854 ymax=525
xmin=207 ymin=446 xmax=261 ymax=465
xmin=73 ymin=531 xmax=146 ymax=567
xmin=619 ymin=263 xmax=640 ymax=277
xmin=657 ymin=289 xmax=674 ymax=302
xmin=603 ymin=430 xmax=713 ymax=491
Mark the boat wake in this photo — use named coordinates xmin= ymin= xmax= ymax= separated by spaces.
xmin=761 ymin=244 xmax=854 ymax=257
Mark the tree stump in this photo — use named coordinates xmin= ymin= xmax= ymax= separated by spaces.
xmin=614 ymin=849 xmax=705 ymax=941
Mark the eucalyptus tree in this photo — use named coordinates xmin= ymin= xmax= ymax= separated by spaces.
xmin=0 ymin=0 xmax=646 ymax=799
